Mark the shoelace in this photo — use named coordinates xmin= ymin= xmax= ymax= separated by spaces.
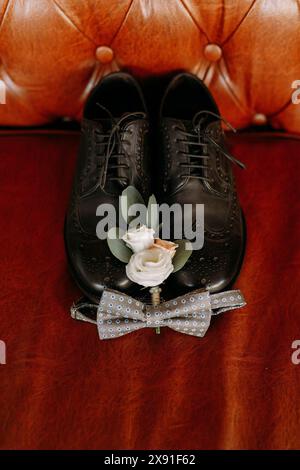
xmin=94 ymin=104 xmax=146 ymax=185
xmin=175 ymin=110 xmax=245 ymax=181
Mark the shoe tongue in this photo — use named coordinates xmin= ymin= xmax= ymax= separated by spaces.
xmin=87 ymin=112 xmax=146 ymax=193
xmin=92 ymin=112 xmax=144 ymax=132
xmin=100 ymin=113 xmax=143 ymax=192
xmin=192 ymin=112 xmax=221 ymax=136
xmin=119 ymin=111 xmax=146 ymax=128
xmin=176 ymin=117 xmax=208 ymax=182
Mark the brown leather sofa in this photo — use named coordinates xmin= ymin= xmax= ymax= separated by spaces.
xmin=0 ymin=0 xmax=300 ymax=450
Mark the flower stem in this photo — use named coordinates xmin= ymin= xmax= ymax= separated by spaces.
xmin=150 ymin=286 xmax=162 ymax=334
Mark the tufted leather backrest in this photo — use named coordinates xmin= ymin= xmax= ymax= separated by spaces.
xmin=0 ymin=0 xmax=299 ymax=132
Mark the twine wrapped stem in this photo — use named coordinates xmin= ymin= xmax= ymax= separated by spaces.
xmin=150 ymin=286 xmax=162 ymax=334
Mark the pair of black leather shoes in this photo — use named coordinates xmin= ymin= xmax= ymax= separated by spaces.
xmin=65 ymin=72 xmax=246 ymax=302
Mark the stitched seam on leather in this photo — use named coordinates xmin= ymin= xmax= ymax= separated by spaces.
xmin=202 ymin=63 xmax=212 ymax=81
xmin=216 ymin=63 xmax=251 ymax=117
xmin=221 ymin=0 xmax=258 ymax=46
xmin=76 ymin=64 xmax=104 ymax=118
xmin=0 ymin=0 xmax=10 ymax=35
xmin=179 ymin=0 xmax=210 ymax=42
xmin=268 ymin=97 xmax=294 ymax=118
xmin=110 ymin=0 xmax=135 ymax=46
xmin=51 ymin=0 xmax=97 ymax=46
xmin=192 ymin=61 xmax=211 ymax=80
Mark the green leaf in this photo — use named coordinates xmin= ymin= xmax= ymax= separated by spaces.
xmin=107 ymin=227 xmax=132 ymax=263
xmin=172 ymin=239 xmax=193 ymax=273
xmin=146 ymin=194 xmax=159 ymax=232
xmin=120 ymin=186 xmax=145 ymax=224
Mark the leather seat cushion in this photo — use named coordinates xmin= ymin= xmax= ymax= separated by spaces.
xmin=0 ymin=1 xmax=299 ymax=132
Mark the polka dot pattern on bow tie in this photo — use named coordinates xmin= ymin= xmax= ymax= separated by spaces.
xmin=97 ymin=290 xmax=214 ymax=339
xmin=71 ymin=288 xmax=246 ymax=340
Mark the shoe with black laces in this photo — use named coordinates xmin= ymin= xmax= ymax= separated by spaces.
xmin=65 ymin=72 xmax=151 ymax=302
xmin=158 ymin=72 xmax=246 ymax=294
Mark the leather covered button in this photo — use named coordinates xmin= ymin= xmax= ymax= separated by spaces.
xmin=204 ymin=44 xmax=222 ymax=62
xmin=96 ymin=46 xmax=114 ymax=64
xmin=253 ymin=113 xmax=267 ymax=125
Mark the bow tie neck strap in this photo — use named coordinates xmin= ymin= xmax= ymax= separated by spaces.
xmin=209 ymin=290 xmax=246 ymax=315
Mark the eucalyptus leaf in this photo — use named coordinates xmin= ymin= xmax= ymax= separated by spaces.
xmin=120 ymin=186 xmax=145 ymax=224
xmin=172 ymin=239 xmax=193 ymax=273
xmin=146 ymin=194 xmax=159 ymax=232
xmin=107 ymin=227 xmax=132 ymax=263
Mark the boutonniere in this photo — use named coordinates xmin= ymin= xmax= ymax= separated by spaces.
xmin=107 ymin=186 xmax=192 ymax=331
xmin=107 ymin=186 xmax=192 ymax=287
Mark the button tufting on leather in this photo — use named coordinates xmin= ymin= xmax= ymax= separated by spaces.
xmin=95 ymin=46 xmax=114 ymax=64
xmin=253 ymin=113 xmax=267 ymax=125
xmin=204 ymin=44 xmax=222 ymax=62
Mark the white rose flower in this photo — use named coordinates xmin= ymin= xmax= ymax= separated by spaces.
xmin=126 ymin=246 xmax=174 ymax=287
xmin=122 ymin=225 xmax=155 ymax=253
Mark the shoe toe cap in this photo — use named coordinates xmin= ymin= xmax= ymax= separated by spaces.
xmin=169 ymin=236 xmax=245 ymax=295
